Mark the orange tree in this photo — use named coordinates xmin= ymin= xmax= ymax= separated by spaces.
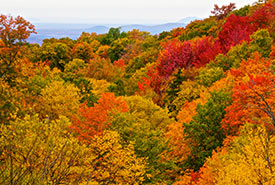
xmin=70 ymin=93 xmax=128 ymax=144
xmin=0 ymin=14 xmax=36 ymax=81
xmin=222 ymin=54 xmax=275 ymax=135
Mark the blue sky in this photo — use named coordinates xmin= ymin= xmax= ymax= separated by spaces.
xmin=1 ymin=0 xmax=254 ymax=24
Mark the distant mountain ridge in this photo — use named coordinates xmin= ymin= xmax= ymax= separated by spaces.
xmin=84 ymin=23 xmax=187 ymax=35
xmin=177 ymin=16 xmax=202 ymax=24
xmin=119 ymin=23 xmax=186 ymax=34
xmin=28 ymin=17 xmax=200 ymax=44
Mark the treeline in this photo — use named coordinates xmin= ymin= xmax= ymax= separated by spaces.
xmin=0 ymin=1 xmax=275 ymax=184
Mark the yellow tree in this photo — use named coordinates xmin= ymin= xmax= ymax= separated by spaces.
xmin=0 ymin=115 xmax=91 ymax=184
xmin=36 ymin=80 xmax=80 ymax=120
xmin=88 ymin=78 xmax=110 ymax=96
xmin=178 ymin=124 xmax=275 ymax=185
xmin=215 ymin=124 xmax=275 ymax=185
xmin=85 ymin=130 xmax=147 ymax=184
xmin=0 ymin=79 xmax=22 ymax=124
xmin=0 ymin=115 xmax=147 ymax=185
xmin=170 ymin=80 xmax=205 ymax=117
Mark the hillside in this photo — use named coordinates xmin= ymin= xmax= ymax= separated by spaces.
xmin=0 ymin=1 xmax=275 ymax=184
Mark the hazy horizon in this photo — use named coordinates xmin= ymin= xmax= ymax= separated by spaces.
xmin=1 ymin=0 xmax=253 ymax=24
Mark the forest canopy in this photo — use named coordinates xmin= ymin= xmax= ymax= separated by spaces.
xmin=0 ymin=1 xmax=275 ymax=184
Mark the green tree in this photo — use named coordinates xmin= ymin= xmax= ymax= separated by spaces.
xmin=179 ymin=18 xmax=218 ymax=41
xmin=108 ymin=37 xmax=130 ymax=62
xmin=232 ymin=5 xmax=251 ymax=17
xmin=73 ymin=78 xmax=98 ymax=107
xmin=195 ymin=67 xmax=225 ymax=87
xmin=39 ymin=42 xmax=71 ymax=71
xmin=249 ymin=29 xmax=272 ymax=57
xmin=183 ymin=90 xmax=232 ymax=171
xmin=98 ymin=27 xmax=126 ymax=45
xmin=62 ymin=59 xmax=87 ymax=81
xmin=0 ymin=79 xmax=21 ymax=124
xmin=108 ymin=79 xmax=126 ymax=96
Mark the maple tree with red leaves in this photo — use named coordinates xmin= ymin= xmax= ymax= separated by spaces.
xmin=217 ymin=14 xmax=255 ymax=54
xmin=157 ymin=40 xmax=193 ymax=78
xmin=157 ymin=37 xmax=219 ymax=79
xmin=192 ymin=36 xmax=221 ymax=67
xmin=218 ymin=3 xmax=275 ymax=54
xmin=250 ymin=3 xmax=275 ymax=28
xmin=223 ymin=74 xmax=275 ymax=132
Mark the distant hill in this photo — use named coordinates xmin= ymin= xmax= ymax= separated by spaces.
xmin=119 ymin=23 xmax=186 ymax=34
xmin=178 ymin=17 xmax=202 ymax=24
xmin=28 ymin=29 xmax=83 ymax=44
xmin=85 ymin=23 xmax=186 ymax=34
xmin=85 ymin=26 xmax=109 ymax=34
xmin=28 ymin=21 xmax=188 ymax=44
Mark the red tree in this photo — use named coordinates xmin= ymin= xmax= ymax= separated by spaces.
xmin=218 ymin=14 xmax=255 ymax=54
xmin=157 ymin=37 xmax=219 ymax=79
xmin=192 ymin=36 xmax=221 ymax=67
xmin=218 ymin=3 xmax=275 ymax=54
xmin=157 ymin=40 xmax=193 ymax=78
xmin=211 ymin=3 xmax=236 ymax=20
xmin=250 ymin=3 xmax=274 ymax=28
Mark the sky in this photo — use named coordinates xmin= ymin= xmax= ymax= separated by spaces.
xmin=1 ymin=0 xmax=255 ymax=24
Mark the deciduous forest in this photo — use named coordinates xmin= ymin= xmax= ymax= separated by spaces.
xmin=0 ymin=1 xmax=275 ymax=184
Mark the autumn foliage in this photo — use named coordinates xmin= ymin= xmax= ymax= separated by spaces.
xmin=217 ymin=3 xmax=275 ymax=53
xmin=222 ymin=54 xmax=274 ymax=135
xmin=70 ymin=93 xmax=128 ymax=143
xmin=211 ymin=3 xmax=236 ymax=20
xmin=0 ymin=14 xmax=36 ymax=79
xmin=157 ymin=37 xmax=219 ymax=79
xmin=0 ymin=14 xmax=36 ymax=45
xmin=1 ymin=2 xmax=275 ymax=184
